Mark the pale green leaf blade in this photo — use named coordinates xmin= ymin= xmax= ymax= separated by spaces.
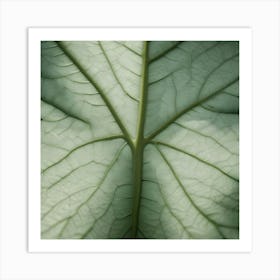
xmin=41 ymin=41 xmax=141 ymax=238
xmin=138 ymin=41 xmax=239 ymax=238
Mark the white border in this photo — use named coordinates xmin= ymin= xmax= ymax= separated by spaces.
xmin=28 ymin=27 xmax=252 ymax=253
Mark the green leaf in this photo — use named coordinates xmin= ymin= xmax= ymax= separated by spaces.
xmin=41 ymin=41 xmax=239 ymax=239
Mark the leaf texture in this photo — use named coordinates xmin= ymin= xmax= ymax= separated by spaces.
xmin=41 ymin=41 xmax=239 ymax=239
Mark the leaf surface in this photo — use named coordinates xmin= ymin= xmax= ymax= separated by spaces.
xmin=41 ymin=40 xmax=239 ymax=239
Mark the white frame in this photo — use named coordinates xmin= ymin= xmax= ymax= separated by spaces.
xmin=1 ymin=0 xmax=279 ymax=279
xmin=28 ymin=27 xmax=252 ymax=253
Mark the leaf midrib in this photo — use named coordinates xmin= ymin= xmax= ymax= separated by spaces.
xmin=131 ymin=41 xmax=149 ymax=238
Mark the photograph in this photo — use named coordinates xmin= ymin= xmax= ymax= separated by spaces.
xmin=41 ymin=40 xmax=239 ymax=239
xmin=2 ymin=0 xmax=280 ymax=278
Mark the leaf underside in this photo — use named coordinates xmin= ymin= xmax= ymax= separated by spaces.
xmin=41 ymin=40 xmax=239 ymax=239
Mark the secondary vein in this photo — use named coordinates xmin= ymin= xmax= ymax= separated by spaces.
xmin=55 ymin=41 xmax=133 ymax=148
xmin=145 ymin=77 xmax=239 ymax=142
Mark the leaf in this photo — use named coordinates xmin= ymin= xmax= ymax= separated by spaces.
xmin=41 ymin=41 xmax=239 ymax=239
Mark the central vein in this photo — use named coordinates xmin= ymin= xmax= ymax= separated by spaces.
xmin=131 ymin=41 xmax=149 ymax=238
